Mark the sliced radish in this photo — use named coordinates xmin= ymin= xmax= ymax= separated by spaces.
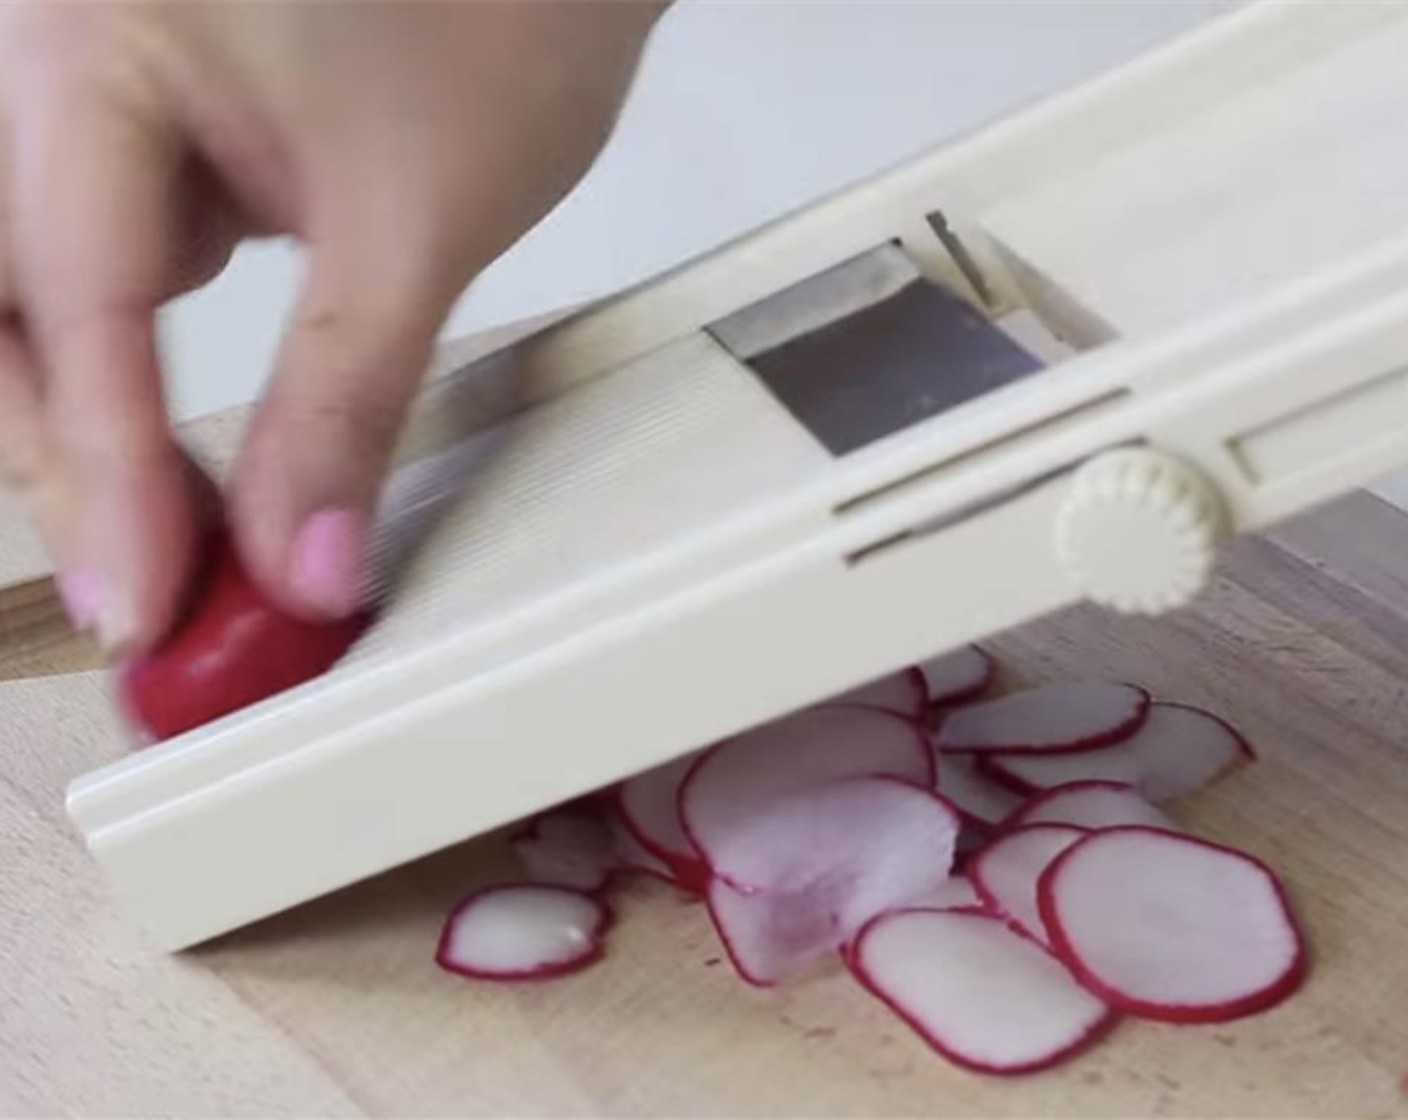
xmin=937 ymin=680 xmax=1149 ymax=755
xmin=919 ymin=645 xmax=996 ymax=707
xmin=940 ymin=754 xmax=1025 ymax=830
xmin=905 ymin=874 xmax=984 ymax=912
xmin=969 ymin=824 xmax=1086 ymax=946
xmin=978 ymin=702 xmax=1251 ymax=802
xmin=435 ymin=884 xmax=612 ymax=981
xmin=680 ymin=704 xmax=934 ymax=891
xmin=1039 ymin=827 xmax=1306 ymax=1022
xmin=607 ymin=812 xmax=682 ymax=886
xmin=979 ymin=744 xmax=1139 ymax=796
xmin=1005 ymin=780 xmax=1172 ymax=832
xmin=617 ymin=752 xmax=709 ymax=891
xmin=1124 ymin=702 xmax=1254 ymax=801
xmin=834 ymin=669 xmax=929 ymax=718
xmin=851 ymin=908 xmax=1116 ymax=1075
xmin=702 ymin=776 xmax=960 ymax=985
xmin=510 ymin=810 xmax=616 ymax=893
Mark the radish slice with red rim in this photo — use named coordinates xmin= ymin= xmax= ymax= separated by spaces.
xmin=680 ymin=705 xmax=934 ymax=891
xmin=617 ymin=752 xmax=709 ymax=891
xmin=978 ymin=702 xmax=1251 ymax=802
xmin=906 ymin=874 xmax=984 ymax=912
xmin=979 ymin=744 xmax=1139 ymax=797
xmin=937 ymin=681 xmax=1149 ymax=755
xmin=969 ymin=824 xmax=1086 ymax=946
xmin=607 ymin=812 xmax=683 ymax=886
xmin=707 ymin=879 xmax=822 ymax=986
xmin=510 ymin=810 xmax=616 ymax=893
xmin=850 ymin=908 xmax=1116 ymax=1075
xmin=919 ymin=645 xmax=995 ymax=707
xmin=702 ymin=776 xmax=961 ymax=985
xmin=834 ymin=669 xmax=929 ymax=718
xmin=435 ymin=884 xmax=612 ymax=981
xmin=1038 ymin=827 xmax=1307 ymax=1022
xmin=1125 ymin=702 xmax=1254 ymax=801
xmin=1005 ymin=780 xmax=1172 ymax=832
xmin=940 ymin=754 xmax=1024 ymax=830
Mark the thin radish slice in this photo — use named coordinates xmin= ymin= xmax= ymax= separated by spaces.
xmin=905 ymin=874 xmax=984 ymax=912
xmin=851 ymin=908 xmax=1116 ymax=1075
xmin=1038 ymin=827 xmax=1307 ymax=1023
xmin=1005 ymin=780 xmax=1172 ymax=832
xmin=681 ymin=705 xmax=934 ymax=891
xmin=919 ymin=645 xmax=996 ymax=707
xmin=435 ymin=885 xmax=612 ymax=981
xmin=977 ymin=702 xmax=1251 ymax=802
xmin=1126 ymin=703 xmax=1254 ymax=801
xmin=979 ymin=745 xmax=1139 ymax=797
xmin=969 ymin=824 xmax=1086 ymax=946
xmin=617 ymin=752 xmax=709 ymax=891
xmin=510 ymin=810 xmax=616 ymax=893
xmin=834 ymin=669 xmax=929 ymax=718
xmin=937 ymin=680 xmax=1149 ymax=755
xmin=607 ymin=812 xmax=682 ymax=886
xmin=707 ymin=880 xmax=819 ymax=986
xmin=941 ymin=754 xmax=1025 ymax=830
xmin=703 ymin=776 xmax=961 ymax=985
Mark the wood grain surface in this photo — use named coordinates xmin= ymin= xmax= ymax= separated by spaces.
xmin=2 ymin=491 xmax=1408 ymax=1117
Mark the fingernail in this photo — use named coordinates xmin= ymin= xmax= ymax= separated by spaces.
xmin=57 ymin=569 xmax=104 ymax=631
xmin=288 ymin=507 xmax=368 ymax=617
xmin=56 ymin=568 xmax=135 ymax=653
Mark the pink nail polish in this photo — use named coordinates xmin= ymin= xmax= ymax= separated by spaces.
xmin=289 ymin=508 xmax=369 ymax=618
xmin=56 ymin=570 xmax=105 ymax=632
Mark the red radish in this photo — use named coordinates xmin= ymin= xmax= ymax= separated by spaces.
xmin=905 ymin=874 xmax=984 ymax=912
xmin=680 ymin=704 xmax=934 ymax=891
xmin=834 ymin=669 xmax=930 ymax=718
xmin=940 ymin=753 xmax=1024 ymax=831
xmin=979 ymin=702 xmax=1252 ymax=801
xmin=702 ymin=776 xmax=960 ymax=985
xmin=919 ymin=644 xmax=995 ymax=707
xmin=617 ymin=753 xmax=709 ymax=891
xmin=607 ymin=812 xmax=682 ymax=886
xmin=119 ymin=523 xmax=373 ymax=741
xmin=435 ymin=884 xmax=612 ymax=981
xmin=979 ymin=744 xmax=1139 ymax=796
xmin=969 ymin=824 xmax=1086 ymax=946
xmin=1038 ymin=827 xmax=1307 ymax=1023
xmin=1004 ymin=780 xmax=1172 ymax=832
xmin=1129 ymin=703 xmax=1253 ymax=801
xmin=510 ymin=810 xmax=617 ymax=893
xmin=937 ymin=680 xmax=1149 ymax=755
xmin=850 ymin=908 xmax=1116 ymax=1075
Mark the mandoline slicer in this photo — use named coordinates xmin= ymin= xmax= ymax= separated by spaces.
xmin=67 ymin=2 xmax=1408 ymax=948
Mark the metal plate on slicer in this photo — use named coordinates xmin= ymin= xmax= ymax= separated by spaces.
xmin=709 ymin=244 xmax=1043 ymax=456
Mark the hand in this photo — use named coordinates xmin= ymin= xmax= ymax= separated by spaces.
xmin=0 ymin=1 xmax=663 ymax=653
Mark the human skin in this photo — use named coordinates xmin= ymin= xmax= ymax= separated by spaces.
xmin=0 ymin=1 xmax=666 ymax=655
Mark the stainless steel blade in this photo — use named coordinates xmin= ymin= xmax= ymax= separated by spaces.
xmin=709 ymin=244 xmax=1044 ymax=456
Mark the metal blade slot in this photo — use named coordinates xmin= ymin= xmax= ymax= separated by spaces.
xmin=709 ymin=244 xmax=1046 ymax=457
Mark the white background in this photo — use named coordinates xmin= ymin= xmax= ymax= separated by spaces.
xmin=161 ymin=0 xmax=1231 ymax=419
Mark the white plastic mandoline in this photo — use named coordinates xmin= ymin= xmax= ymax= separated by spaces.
xmin=67 ymin=2 xmax=1408 ymax=948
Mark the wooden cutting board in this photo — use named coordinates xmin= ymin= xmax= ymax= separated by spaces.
xmin=1 ymin=489 xmax=1407 ymax=1116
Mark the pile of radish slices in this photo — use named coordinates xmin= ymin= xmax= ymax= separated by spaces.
xmin=436 ymin=645 xmax=1307 ymax=1076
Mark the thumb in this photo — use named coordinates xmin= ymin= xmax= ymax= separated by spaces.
xmin=229 ymin=213 xmax=465 ymax=620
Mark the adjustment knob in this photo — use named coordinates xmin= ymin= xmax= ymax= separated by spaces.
xmin=1054 ymin=448 xmax=1225 ymax=615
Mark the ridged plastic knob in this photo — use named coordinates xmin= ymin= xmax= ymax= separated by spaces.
xmin=1054 ymin=448 xmax=1225 ymax=615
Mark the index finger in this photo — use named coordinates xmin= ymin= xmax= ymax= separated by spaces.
xmin=8 ymin=74 xmax=200 ymax=653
